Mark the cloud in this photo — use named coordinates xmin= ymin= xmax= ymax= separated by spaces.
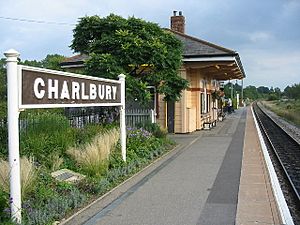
xmin=282 ymin=0 xmax=300 ymax=17
xmin=242 ymin=49 xmax=300 ymax=90
xmin=0 ymin=0 xmax=85 ymax=22
xmin=249 ymin=32 xmax=273 ymax=43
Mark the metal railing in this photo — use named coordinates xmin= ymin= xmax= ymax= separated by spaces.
xmin=125 ymin=109 xmax=155 ymax=127
xmin=0 ymin=108 xmax=156 ymax=131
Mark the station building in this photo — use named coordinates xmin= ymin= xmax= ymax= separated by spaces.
xmin=160 ymin=11 xmax=246 ymax=133
xmin=61 ymin=12 xmax=246 ymax=133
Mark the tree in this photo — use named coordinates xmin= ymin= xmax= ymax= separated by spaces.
xmin=243 ymin=85 xmax=259 ymax=100
xmin=0 ymin=59 xmax=7 ymax=118
xmin=21 ymin=54 xmax=65 ymax=70
xmin=223 ymin=82 xmax=242 ymax=99
xmin=284 ymin=83 xmax=300 ymax=99
xmin=71 ymin=14 xmax=189 ymax=103
xmin=0 ymin=54 xmax=65 ymax=118
xmin=41 ymin=54 xmax=66 ymax=70
xmin=0 ymin=59 xmax=6 ymax=102
xmin=257 ymin=86 xmax=270 ymax=95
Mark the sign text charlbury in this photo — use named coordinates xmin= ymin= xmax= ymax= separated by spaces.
xmin=20 ymin=67 xmax=122 ymax=108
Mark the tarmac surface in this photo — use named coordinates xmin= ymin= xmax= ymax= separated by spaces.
xmin=61 ymin=107 xmax=273 ymax=225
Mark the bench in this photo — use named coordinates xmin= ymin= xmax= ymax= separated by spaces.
xmin=203 ymin=120 xmax=217 ymax=130
xmin=202 ymin=114 xmax=217 ymax=130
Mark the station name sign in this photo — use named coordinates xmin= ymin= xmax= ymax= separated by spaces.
xmin=19 ymin=66 xmax=122 ymax=109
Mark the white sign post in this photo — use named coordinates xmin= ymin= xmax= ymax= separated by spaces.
xmin=118 ymin=74 xmax=126 ymax=161
xmin=4 ymin=49 xmax=127 ymax=223
xmin=4 ymin=49 xmax=22 ymax=223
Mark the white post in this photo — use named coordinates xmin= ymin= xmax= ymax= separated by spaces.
xmin=150 ymin=109 xmax=155 ymax=123
xmin=118 ymin=74 xmax=126 ymax=162
xmin=4 ymin=49 xmax=22 ymax=223
xmin=236 ymin=93 xmax=239 ymax=109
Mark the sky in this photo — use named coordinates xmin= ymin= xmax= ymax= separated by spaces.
xmin=0 ymin=0 xmax=299 ymax=90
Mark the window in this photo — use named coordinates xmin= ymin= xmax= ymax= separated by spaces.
xmin=207 ymin=94 xmax=210 ymax=113
xmin=201 ymin=93 xmax=205 ymax=114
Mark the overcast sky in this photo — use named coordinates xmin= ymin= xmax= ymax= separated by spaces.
xmin=0 ymin=0 xmax=299 ymax=90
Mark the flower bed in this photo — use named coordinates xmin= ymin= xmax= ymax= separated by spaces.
xmin=0 ymin=113 xmax=174 ymax=224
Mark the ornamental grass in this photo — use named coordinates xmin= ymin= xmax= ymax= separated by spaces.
xmin=67 ymin=128 xmax=120 ymax=176
xmin=0 ymin=157 xmax=38 ymax=198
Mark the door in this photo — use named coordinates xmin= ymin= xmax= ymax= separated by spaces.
xmin=167 ymin=101 xmax=175 ymax=133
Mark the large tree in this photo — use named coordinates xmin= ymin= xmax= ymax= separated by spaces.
xmin=71 ymin=14 xmax=189 ymax=103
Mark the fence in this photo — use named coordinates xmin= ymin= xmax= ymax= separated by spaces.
xmin=0 ymin=108 xmax=156 ymax=131
xmin=0 ymin=118 xmax=6 ymax=128
xmin=125 ymin=109 xmax=155 ymax=128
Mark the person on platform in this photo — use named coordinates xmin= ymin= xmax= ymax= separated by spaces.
xmin=228 ymin=98 xmax=232 ymax=114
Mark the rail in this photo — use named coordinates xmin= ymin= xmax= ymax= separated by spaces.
xmin=252 ymin=102 xmax=300 ymax=202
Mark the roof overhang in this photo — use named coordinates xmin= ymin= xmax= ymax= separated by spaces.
xmin=183 ymin=55 xmax=245 ymax=80
xmin=61 ymin=64 xmax=84 ymax=69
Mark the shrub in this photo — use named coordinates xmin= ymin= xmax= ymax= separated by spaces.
xmin=67 ymin=128 xmax=120 ymax=176
xmin=23 ymin=187 xmax=86 ymax=225
xmin=0 ymin=125 xmax=7 ymax=158
xmin=74 ymin=124 xmax=106 ymax=145
xmin=267 ymin=93 xmax=279 ymax=101
xmin=0 ymin=157 xmax=38 ymax=199
xmin=49 ymin=153 xmax=64 ymax=172
xmin=0 ymin=188 xmax=10 ymax=222
xmin=0 ymin=159 xmax=10 ymax=194
xmin=136 ymin=121 xmax=167 ymax=138
xmin=20 ymin=112 xmax=76 ymax=168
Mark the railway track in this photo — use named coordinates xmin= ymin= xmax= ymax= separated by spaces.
xmin=253 ymin=102 xmax=300 ymax=223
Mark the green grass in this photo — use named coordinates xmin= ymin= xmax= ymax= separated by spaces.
xmin=0 ymin=157 xmax=38 ymax=199
xmin=67 ymin=128 xmax=120 ymax=176
xmin=262 ymin=99 xmax=300 ymax=127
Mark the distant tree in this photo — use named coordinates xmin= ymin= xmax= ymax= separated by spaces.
xmin=223 ymin=81 xmax=242 ymax=99
xmin=274 ymin=87 xmax=281 ymax=98
xmin=284 ymin=85 xmax=293 ymax=98
xmin=41 ymin=54 xmax=66 ymax=70
xmin=265 ymin=87 xmax=281 ymax=101
xmin=0 ymin=59 xmax=6 ymax=102
xmin=71 ymin=14 xmax=189 ymax=102
xmin=284 ymin=83 xmax=300 ymax=99
xmin=243 ymin=85 xmax=259 ymax=100
xmin=21 ymin=54 xmax=65 ymax=70
xmin=257 ymin=86 xmax=270 ymax=94
xmin=21 ymin=59 xmax=42 ymax=67
xmin=0 ymin=58 xmax=7 ymax=118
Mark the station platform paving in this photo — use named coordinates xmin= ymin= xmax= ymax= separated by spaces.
xmin=61 ymin=107 xmax=282 ymax=225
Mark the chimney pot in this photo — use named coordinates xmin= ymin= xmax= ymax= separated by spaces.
xmin=173 ymin=10 xmax=177 ymax=16
xmin=179 ymin=11 xmax=182 ymax=16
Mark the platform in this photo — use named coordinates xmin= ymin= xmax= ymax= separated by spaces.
xmin=60 ymin=107 xmax=282 ymax=225
xmin=236 ymin=107 xmax=282 ymax=225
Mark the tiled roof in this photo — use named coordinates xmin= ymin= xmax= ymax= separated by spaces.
xmin=60 ymin=54 xmax=88 ymax=67
xmin=166 ymin=29 xmax=237 ymax=57
xmin=61 ymin=30 xmax=238 ymax=65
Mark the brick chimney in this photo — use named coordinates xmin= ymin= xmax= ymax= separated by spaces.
xmin=170 ymin=11 xmax=185 ymax=33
